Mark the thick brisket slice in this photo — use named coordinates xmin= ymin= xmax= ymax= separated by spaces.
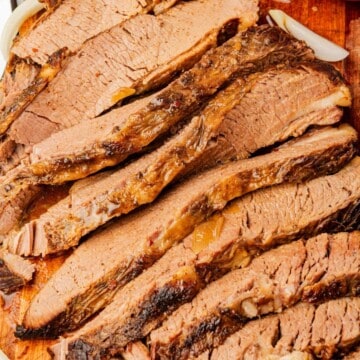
xmin=0 ymin=249 xmax=35 ymax=294
xmin=15 ymin=126 xmax=356 ymax=337
xmin=5 ymin=0 xmax=258 ymax=161
xmin=48 ymin=242 xmax=199 ymax=356
xmin=211 ymin=297 xmax=360 ymax=360
xmin=149 ymin=232 xmax=360 ymax=359
xmin=0 ymin=49 xmax=68 ymax=137
xmin=11 ymin=63 xmax=347 ymax=255
xmin=195 ymin=154 xmax=360 ymax=281
xmin=49 ymin=227 xmax=360 ymax=359
xmin=28 ymin=25 xmax=314 ymax=183
xmin=10 ymin=0 xmax=176 ymax=66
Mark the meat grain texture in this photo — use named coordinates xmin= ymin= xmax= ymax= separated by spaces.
xmin=16 ymin=132 xmax=358 ymax=341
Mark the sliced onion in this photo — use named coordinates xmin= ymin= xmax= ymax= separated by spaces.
xmin=269 ymin=9 xmax=349 ymax=62
xmin=0 ymin=0 xmax=45 ymax=61
xmin=0 ymin=350 xmax=9 ymax=360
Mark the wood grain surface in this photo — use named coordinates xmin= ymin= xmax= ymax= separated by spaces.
xmin=1 ymin=1 xmax=360 ymax=359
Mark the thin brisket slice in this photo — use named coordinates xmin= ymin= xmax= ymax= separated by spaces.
xmin=210 ymin=297 xmax=360 ymax=360
xmin=0 ymin=49 xmax=68 ymax=138
xmin=3 ymin=0 xmax=258 ymax=163
xmin=10 ymin=62 xmax=347 ymax=256
xmin=0 ymin=0 xmax=182 ymax=140
xmin=49 ymin=228 xmax=360 ymax=358
xmin=0 ymin=24 xmax=303 ymax=235
xmin=149 ymin=232 xmax=360 ymax=360
xmin=15 ymin=126 xmax=356 ymax=337
xmin=9 ymin=0 xmax=178 ymax=66
xmin=28 ymin=25 xmax=314 ymax=183
xmin=0 ymin=249 xmax=35 ymax=294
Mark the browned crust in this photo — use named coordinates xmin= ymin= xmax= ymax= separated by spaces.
xmin=0 ymin=48 xmax=69 ymax=136
xmin=29 ymin=26 xmax=317 ymax=183
xmin=15 ymin=129 xmax=358 ymax=339
xmin=0 ymin=258 xmax=26 ymax=294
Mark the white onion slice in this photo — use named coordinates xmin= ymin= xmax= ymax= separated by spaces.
xmin=269 ymin=9 xmax=349 ymax=62
xmin=0 ymin=0 xmax=45 ymax=61
xmin=0 ymin=350 xmax=9 ymax=360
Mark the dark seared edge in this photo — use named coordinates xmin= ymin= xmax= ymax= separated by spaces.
xmin=211 ymin=298 xmax=360 ymax=360
xmin=198 ymin=197 xmax=360 ymax=284
xmin=149 ymin=232 xmax=360 ymax=359
xmin=0 ymin=48 xmax=69 ymax=135
xmin=15 ymin=253 xmax=155 ymax=339
xmin=30 ymin=26 xmax=317 ymax=182
xmin=0 ymin=257 xmax=25 ymax=294
xmin=14 ymin=127 xmax=358 ymax=339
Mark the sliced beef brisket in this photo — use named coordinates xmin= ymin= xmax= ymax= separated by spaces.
xmin=14 ymin=126 xmax=357 ymax=337
xmin=50 ymin=228 xmax=360 ymax=358
xmin=0 ymin=49 xmax=68 ymax=138
xmin=195 ymin=154 xmax=360 ymax=280
xmin=0 ymin=26 xmax=314 ymax=238
xmin=210 ymin=297 xmax=360 ymax=360
xmin=7 ymin=125 xmax=356 ymax=257
xmin=10 ymin=0 xmax=177 ymax=66
xmin=27 ymin=25 xmax=316 ymax=183
xmin=10 ymin=62 xmax=348 ymax=256
xmin=149 ymin=232 xmax=360 ymax=360
xmin=0 ymin=249 xmax=35 ymax=294
xmin=3 ymin=0 xmax=258 ymax=164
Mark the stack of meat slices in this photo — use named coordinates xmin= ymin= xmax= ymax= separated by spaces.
xmin=0 ymin=0 xmax=360 ymax=359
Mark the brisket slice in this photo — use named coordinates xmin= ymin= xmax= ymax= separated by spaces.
xmin=0 ymin=92 xmax=154 ymax=236
xmin=48 ymin=242 xmax=200 ymax=356
xmin=195 ymin=154 xmax=360 ymax=282
xmin=149 ymin=232 xmax=360 ymax=360
xmin=49 ymin=226 xmax=360 ymax=358
xmin=10 ymin=0 xmax=176 ymax=66
xmin=210 ymin=297 xmax=360 ymax=360
xmin=4 ymin=0 xmax=258 ymax=163
xmin=346 ymin=18 xmax=360 ymax=132
xmin=27 ymin=25 xmax=315 ymax=183
xmin=15 ymin=126 xmax=357 ymax=337
xmin=11 ymin=62 xmax=347 ymax=256
xmin=0 ymin=249 xmax=35 ymax=294
xmin=0 ymin=166 xmax=40 ymax=236
xmin=0 ymin=49 xmax=68 ymax=138
xmin=0 ymin=0 xmax=180 ymax=140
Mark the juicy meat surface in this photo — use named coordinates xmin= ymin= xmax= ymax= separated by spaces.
xmin=149 ymin=232 xmax=360 ymax=359
xmin=0 ymin=25 xmax=314 ymax=237
xmin=0 ymin=249 xmax=35 ymax=294
xmin=5 ymin=0 xmax=258 ymax=158
xmin=196 ymin=153 xmax=360 ymax=280
xmin=50 ymin=229 xmax=360 ymax=359
xmin=29 ymin=59 xmax=347 ymax=184
xmin=10 ymin=0 xmax=176 ymax=65
xmin=0 ymin=49 xmax=68 ymax=139
xmin=10 ymin=61 xmax=348 ymax=257
xmin=14 ymin=126 xmax=357 ymax=337
xmin=27 ymin=25 xmax=317 ymax=183
xmin=211 ymin=297 xmax=360 ymax=360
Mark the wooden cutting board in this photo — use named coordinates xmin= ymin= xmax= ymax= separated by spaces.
xmin=1 ymin=1 xmax=360 ymax=359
